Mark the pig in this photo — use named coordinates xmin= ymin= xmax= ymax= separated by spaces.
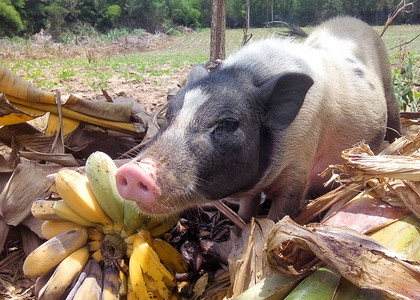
xmin=115 ymin=16 xmax=401 ymax=222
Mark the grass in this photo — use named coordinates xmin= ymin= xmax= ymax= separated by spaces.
xmin=0 ymin=25 xmax=418 ymax=97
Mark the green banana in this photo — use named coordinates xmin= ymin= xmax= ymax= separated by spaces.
xmin=121 ymin=200 xmax=147 ymax=238
xmin=85 ymin=151 xmax=125 ymax=233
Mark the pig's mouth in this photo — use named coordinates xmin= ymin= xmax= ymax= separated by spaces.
xmin=115 ymin=159 xmax=206 ymax=216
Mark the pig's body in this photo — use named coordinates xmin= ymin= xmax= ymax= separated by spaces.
xmin=116 ymin=17 xmax=400 ymax=221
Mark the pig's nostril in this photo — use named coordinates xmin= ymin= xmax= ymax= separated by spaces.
xmin=120 ymin=177 xmax=128 ymax=187
xmin=138 ymin=181 xmax=149 ymax=192
xmin=116 ymin=175 xmax=128 ymax=188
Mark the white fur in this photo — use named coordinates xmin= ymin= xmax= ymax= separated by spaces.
xmin=218 ymin=17 xmax=396 ymax=219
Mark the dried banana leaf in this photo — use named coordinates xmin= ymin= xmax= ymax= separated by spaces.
xmin=342 ymin=152 xmax=420 ymax=181
xmin=0 ymin=66 xmax=55 ymax=104
xmin=0 ymin=66 xmax=147 ymax=136
xmin=0 ymin=219 xmax=9 ymax=254
xmin=322 ymin=191 xmax=410 ymax=234
xmin=0 ymin=158 xmax=62 ymax=226
xmin=267 ymin=216 xmax=420 ymax=300
xmin=295 ymin=182 xmax=363 ymax=225
xmin=228 ymin=218 xmax=275 ymax=297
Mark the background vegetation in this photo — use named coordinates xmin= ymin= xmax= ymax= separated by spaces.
xmin=1 ymin=0 xmax=419 ymax=40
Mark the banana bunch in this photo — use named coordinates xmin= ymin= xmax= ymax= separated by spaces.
xmin=26 ymin=151 xmax=187 ymax=300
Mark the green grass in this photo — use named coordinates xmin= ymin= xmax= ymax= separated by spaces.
xmin=0 ymin=25 xmax=418 ymax=97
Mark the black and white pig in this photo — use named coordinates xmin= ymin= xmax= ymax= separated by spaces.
xmin=115 ymin=17 xmax=401 ymax=221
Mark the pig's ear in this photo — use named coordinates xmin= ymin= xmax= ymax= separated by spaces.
xmin=258 ymin=72 xmax=314 ymax=130
xmin=187 ymin=64 xmax=209 ymax=86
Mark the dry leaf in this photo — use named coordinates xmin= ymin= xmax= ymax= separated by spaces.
xmin=322 ymin=190 xmax=410 ymax=234
xmin=267 ymin=216 xmax=420 ymax=300
xmin=0 ymin=219 xmax=10 ymax=254
xmin=228 ymin=218 xmax=275 ymax=297
xmin=0 ymin=158 xmax=62 ymax=226
xmin=295 ymin=182 xmax=363 ymax=225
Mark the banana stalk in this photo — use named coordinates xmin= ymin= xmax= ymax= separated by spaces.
xmin=369 ymin=215 xmax=420 ymax=261
xmin=284 ymin=267 xmax=341 ymax=300
xmin=85 ymin=151 xmax=125 ymax=233
xmin=333 ymin=278 xmax=388 ymax=300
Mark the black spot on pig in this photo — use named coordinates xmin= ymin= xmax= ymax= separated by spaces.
xmin=346 ymin=58 xmax=356 ymax=64
xmin=353 ymin=68 xmax=365 ymax=78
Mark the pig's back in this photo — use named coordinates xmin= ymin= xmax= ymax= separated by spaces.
xmin=222 ymin=35 xmax=387 ymax=193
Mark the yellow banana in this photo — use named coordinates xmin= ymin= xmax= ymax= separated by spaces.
xmin=88 ymin=227 xmax=105 ymax=241
xmin=55 ymin=169 xmax=113 ymax=232
xmin=152 ymin=239 xmax=188 ymax=274
xmin=92 ymin=249 xmax=102 ymax=263
xmin=38 ymin=247 xmax=89 ymax=300
xmin=119 ymin=266 xmax=128 ymax=296
xmin=130 ymin=233 xmax=175 ymax=299
xmin=45 ymin=173 xmax=57 ymax=194
xmin=126 ymin=248 xmax=133 ymax=258
xmin=73 ymin=257 xmax=103 ymax=300
xmin=66 ymin=257 xmax=94 ymax=299
xmin=124 ymin=234 xmax=137 ymax=246
xmin=31 ymin=199 xmax=64 ymax=221
xmin=23 ymin=227 xmax=88 ymax=278
xmin=121 ymin=200 xmax=147 ymax=238
xmin=52 ymin=200 xmax=98 ymax=227
xmin=87 ymin=240 xmax=102 ymax=252
xmin=129 ymin=239 xmax=150 ymax=300
xmin=86 ymin=151 xmax=125 ymax=233
xmin=41 ymin=220 xmax=83 ymax=239
xmin=146 ymin=216 xmax=179 ymax=237
xmin=102 ymin=265 xmax=121 ymax=300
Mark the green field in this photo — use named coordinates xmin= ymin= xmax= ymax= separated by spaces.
xmin=0 ymin=25 xmax=418 ymax=110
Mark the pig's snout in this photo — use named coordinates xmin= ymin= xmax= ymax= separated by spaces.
xmin=115 ymin=160 xmax=161 ymax=210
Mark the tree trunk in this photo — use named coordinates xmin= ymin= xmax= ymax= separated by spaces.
xmin=210 ymin=0 xmax=226 ymax=62
xmin=247 ymin=0 xmax=251 ymax=28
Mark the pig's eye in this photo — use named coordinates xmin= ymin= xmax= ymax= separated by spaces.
xmin=212 ymin=118 xmax=239 ymax=154
xmin=216 ymin=118 xmax=239 ymax=132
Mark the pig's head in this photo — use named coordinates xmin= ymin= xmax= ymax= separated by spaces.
xmin=116 ymin=65 xmax=313 ymax=216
